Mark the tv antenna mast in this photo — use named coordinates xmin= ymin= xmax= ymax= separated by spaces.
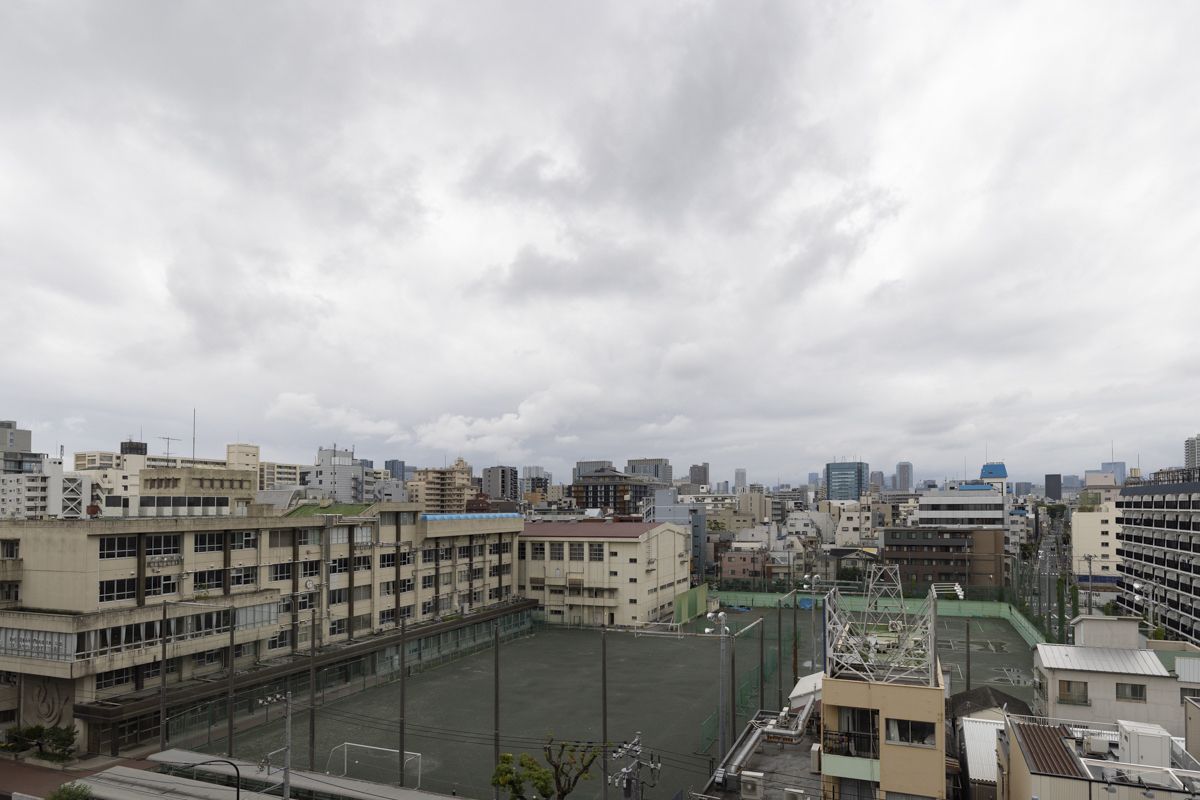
xmin=159 ymin=436 xmax=181 ymax=460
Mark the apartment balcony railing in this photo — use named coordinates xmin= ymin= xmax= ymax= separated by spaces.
xmin=822 ymin=730 xmax=880 ymax=760
xmin=1058 ymin=694 xmax=1091 ymax=707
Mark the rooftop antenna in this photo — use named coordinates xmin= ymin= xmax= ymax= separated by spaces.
xmin=159 ymin=436 xmax=181 ymax=460
xmin=192 ymin=409 xmax=196 ymax=463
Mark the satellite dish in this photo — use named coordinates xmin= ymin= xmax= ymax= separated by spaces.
xmin=305 ymin=579 xmax=314 ymax=590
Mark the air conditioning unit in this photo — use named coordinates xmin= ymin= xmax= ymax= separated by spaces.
xmin=740 ymin=771 xmax=764 ymax=800
xmin=888 ymin=620 xmax=903 ymax=633
xmin=783 ymin=789 xmax=806 ymax=800
xmin=1086 ymin=736 xmax=1111 ymax=755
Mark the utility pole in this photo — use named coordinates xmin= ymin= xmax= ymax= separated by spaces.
xmin=611 ymin=733 xmax=660 ymax=800
xmin=283 ymin=691 xmax=292 ymax=800
xmin=1083 ymin=554 xmax=1095 ymax=615
xmin=965 ymin=620 xmax=971 ymax=692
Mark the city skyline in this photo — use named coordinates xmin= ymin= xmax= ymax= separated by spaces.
xmin=5 ymin=4 xmax=1200 ymax=489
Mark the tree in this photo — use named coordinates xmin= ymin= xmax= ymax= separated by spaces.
xmin=707 ymin=520 xmax=727 ymax=532
xmin=47 ymin=783 xmax=94 ymax=800
xmin=542 ymin=737 xmax=602 ymax=800
xmin=1070 ymin=584 xmax=1079 ymax=619
xmin=837 ymin=566 xmax=862 ymax=583
xmin=493 ymin=753 xmax=553 ymax=800
xmin=492 ymin=738 xmax=602 ymax=800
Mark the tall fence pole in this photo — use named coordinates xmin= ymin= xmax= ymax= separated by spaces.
xmin=602 ymin=627 xmax=608 ymax=800
xmin=159 ymin=601 xmax=168 ymax=752
xmin=493 ymin=618 xmax=500 ymax=800
xmin=758 ymin=616 xmax=765 ymax=712
xmin=777 ymin=599 xmax=783 ymax=710
xmin=399 ymin=615 xmax=406 ymax=787
xmin=309 ymin=602 xmax=317 ymax=770
xmin=227 ymin=606 xmax=236 ymax=758
xmin=730 ymin=630 xmax=737 ymax=735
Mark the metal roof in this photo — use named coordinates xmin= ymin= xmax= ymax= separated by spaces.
xmin=519 ymin=521 xmax=671 ymax=539
xmin=956 ymin=483 xmax=995 ymax=491
xmin=961 ymin=718 xmax=1005 ymax=784
xmin=981 ymin=464 xmax=1008 ymax=479
xmin=1176 ymin=656 xmax=1200 ymax=683
xmin=1036 ymin=644 xmax=1171 ymax=676
xmin=81 ymin=766 xmax=275 ymax=800
xmin=1015 ymin=722 xmax=1087 ymax=777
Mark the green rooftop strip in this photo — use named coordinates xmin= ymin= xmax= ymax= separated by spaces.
xmin=284 ymin=503 xmax=373 ymax=518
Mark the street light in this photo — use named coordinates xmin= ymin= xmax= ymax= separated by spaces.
xmin=706 ymin=611 xmax=730 ymax=761
xmin=1133 ymin=581 xmax=1160 ymax=635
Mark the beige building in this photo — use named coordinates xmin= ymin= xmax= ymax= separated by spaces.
xmin=99 ymin=467 xmax=258 ymax=518
xmin=0 ymin=503 xmax=523 ymax=755
xmin=820 ymin=568 xmax=947 ymax=799
xmin=406 ymin=458 xmax=474 ymax=514
xmin=517 ymin=521 xmax=690 ymax=626
xmin=258 ymin=461 xmax=306 ymax=490
xmin=224 ymin=444 xmax=260 ymax=471
xmin=1072 ymin=501 xmax=1121 ymax=589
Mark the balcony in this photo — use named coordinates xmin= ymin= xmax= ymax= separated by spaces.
xmin=823 ymin=729 xmax=880 ymax=759
xmin=1057 ymin=695 xmax=1091 ymax=707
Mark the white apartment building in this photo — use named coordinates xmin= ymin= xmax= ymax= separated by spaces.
xmin=0 ymin=457 xmax=90 ymax=520
xmin=259 ymin=461 xmax=306 ymax=490
xmin=517 ymin=521 xmax=690 ymax=626
xmin=0 ymin=504 xmax=524 ymax=755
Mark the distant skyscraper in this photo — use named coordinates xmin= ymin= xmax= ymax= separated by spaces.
xmin=1014 ymin=481 xmax=1032 ymax=496
xmin=1186 ymin=435 xmax=1200 ymax=469
xmin=869 ymin=470 xmax=885 ymax=490
xmin=626 ymin=458 xmax=672 ymax=483
xmin=1063 ymin=475 xmax=1080 ymax=488
xmin=1045 ymin=474 xmax=1062 ymax=501
xmin=714 ymin=481 xmax=730 ymax=493
xmin=896 ymin=462 xmax=913 ymax=492
xmin=689 ymin=463 xmax=710 ymax=485
xmin=808 ymin=472 xmax=820 ymax=487
xmin=384 ymin=459 xmax=405 ymax=481
xmin=522 ymin=465 xmax=553 ymax=494
xmin=1101 ymin=462 xmax=1126 ymax=484
xmin=734 ymin=468 xmax=747 ymax=489
xmin=824 ymin=462 xmax=870 ymax=501
xmin=358 ymin=459 xmax=374 ymax=469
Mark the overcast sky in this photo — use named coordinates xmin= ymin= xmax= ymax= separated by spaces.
xmin=4 ymin=2 xmax=1200 ymax=486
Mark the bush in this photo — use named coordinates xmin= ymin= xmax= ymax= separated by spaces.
xmin=6 ymin=724 xmax=76 ymax=760
xmin=47 ymin=782 xmax=94 ymax=800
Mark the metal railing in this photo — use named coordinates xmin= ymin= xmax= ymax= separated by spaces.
xmin=822 ymin=729 xmax=879 ymax=759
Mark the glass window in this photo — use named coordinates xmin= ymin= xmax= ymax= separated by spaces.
xmin=550 ymin=542 xmax=564 ymax=561
xmin=569 ymin=543 xmax=584 ymax=561
xmin=230 ymin=531 xmax=257 ymax=550
xmin=230 ymin=566 xmax=257 ymax=586
xmin=99 ymin=536 xmax=137 ymax=559
xmin=302 ymin=560 xmax=320 ymax=578
xmin=329 ymin=558 xmax=348 ymax=574
xmin=885 ymin=718 xmax=936 ymax=746
xmin=328 ymin=588 xmax=348 ymax=605
xmin=354 ymin=555 xmax=371 ymax=572
xmin=144 ymin=575 xmax=178 ymax=597
xmin=531 ymin=542 xmax=545 ymax=560
xmin=1059 ymin=680 xmax=1089 ymax=704
xmin=145 ymin=535 xmax=180 ymax=556
xmin=99 ymin=579 xmax=137 ymax=603
xmin=589 ymin=543 xmax=604 ymax=562
xmin=380 ymin=553 xmax=396 ymax=569
xmin=270 ymin=563 xmax=293 ymax=582
xmin=1117 ymin=683 xmax=1146 ymax=702
xmin=194 ymin=533 xmax=225 ymax=553
xmin=297 ymin=529 xmax=321 ymax=546
xmin=269 ymin=531 xmax=293 ymax=549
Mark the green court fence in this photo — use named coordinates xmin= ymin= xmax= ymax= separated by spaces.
xmin=714 ymin=592 xmax=1046 ymax=647
xmin=700 ymin=710 xmax=717 ymax=754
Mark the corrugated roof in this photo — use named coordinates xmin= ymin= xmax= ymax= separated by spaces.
xmin=961 ymin=718 xmax=1004 ymax=784
xmin=1036 ymin=644 xmax=1171 ymax=676
xmin=285 ymin=503 xmax=372 ymax=518
xmin=1015 ymin=723 xmax=1086 ymax=777
xmin=981 ymin=464 xmax=1008 ymax=479
xmin=1176 ymin=656 xmax=1200 ymax=683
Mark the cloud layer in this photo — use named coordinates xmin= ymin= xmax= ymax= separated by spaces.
xmin=5 ymin=1 xmax=1200 ymax=485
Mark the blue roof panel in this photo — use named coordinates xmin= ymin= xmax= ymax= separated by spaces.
xmin=957 ymin=484 xmax=995 ymax=491
xmin=980 ymin=463 xmax=1008 ymax=479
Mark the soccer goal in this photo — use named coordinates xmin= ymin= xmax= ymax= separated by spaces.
xmin=325 ymin=742 xmax=422 ymax=788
